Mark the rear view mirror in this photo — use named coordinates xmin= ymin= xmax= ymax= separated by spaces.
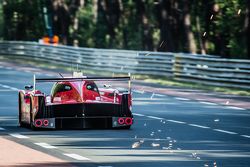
xmin=24 ymin=85 xmax=33 ymax=90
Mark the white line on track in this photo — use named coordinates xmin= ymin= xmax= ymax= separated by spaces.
xmin=45 ymin=74 xmax=55 ymax=77
xmin=133 ymin=90 xmax=145 ymax=94
xmin=133 ymin=113 xmax=145 ymax=117
xmin=10 ymin=87 xmax=19 ymax=91
xmin=167 ymin=120 xmax=186 ymax=124
xmin=0 ymin=89 xmax=16 ymax=92
xmin=63 ymin=153 xmax=90 ymax=161
xmin=34 ymin=142 xmax=57 ymax=149
xmin=225 ymin=106 xmax=246 ymax=110
xmin=241 ymin=135 xmax=250 ymax=138
xmin=188 ymin=124 xmax=210 ymax=129
xmin=0 ymin=127 xmax=6 ymax=130
xmin=0 ymin=83 xmax=19 ymax=91
xmin=174 ymin=97 xmax=190 ymax=101
xmin=98 ymin=166 xmax=113 ymax=167
xmin=9 ymin=133 xmax=29 ymax=139
xmin=154 ymin=94 xmax=166 ymax=97
xmin=146 ymin=116 xmax=164 ymax=120
xmin=6 ymin=67 xmax=13 ymax=70
xmin=0 ymin=85 xmax=10 ymax=89
xmin=199 ymin=101 xmax=218 ymax=105
xmin=133 ymin=113 xmax=248 ymax=138
xmin=213 ymin=129 xmax=238 ymax=135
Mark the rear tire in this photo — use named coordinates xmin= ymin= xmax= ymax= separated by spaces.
xmin=18 ymin=94 xmax=24 ymax=127
xmin=29 ymin=98 xmax=35 ymax=130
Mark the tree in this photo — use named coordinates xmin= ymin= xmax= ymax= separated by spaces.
xmin=156 ymin=0 xmax=175 ymax=52
xmin=135 ymin=0 xmax=153 ymax=51
xmin=182 ymin=0 xmax=197 ymax=53
xmin=1 ymin=0 xmax=249 ymax=59
xmin=246 ymin=0 xmax=250 ymax=59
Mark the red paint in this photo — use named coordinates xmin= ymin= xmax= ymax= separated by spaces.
xmin=19 ymin=77 xmax=133 ymax=128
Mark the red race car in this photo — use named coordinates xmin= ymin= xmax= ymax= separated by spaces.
xmin=18 ymin=73 xmax=133 ymax=130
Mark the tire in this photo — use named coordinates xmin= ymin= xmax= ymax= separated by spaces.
xmin=18 ymin=94 xmax=24 ymax=127
xmin=29 ymin=97 xmax=35 ymax=130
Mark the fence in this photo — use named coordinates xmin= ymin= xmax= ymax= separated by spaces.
xmin=0 ymin=41 xmax=249 ymax=89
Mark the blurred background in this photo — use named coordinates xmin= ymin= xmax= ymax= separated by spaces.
xmin=0 ymin=0 xmax=249 ymax=59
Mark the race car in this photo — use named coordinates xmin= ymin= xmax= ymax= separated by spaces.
xmin=18 ymin=73 xmax=133 ymax=129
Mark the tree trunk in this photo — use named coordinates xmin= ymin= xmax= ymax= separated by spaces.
xmin=71 ymin=0 xmax=84 ymax=46
xmin=182 ymin=0 xmax=196 ymax=54
xmin=247 ymin=0 xmax=250 ymax=59
xmin=157 ymin=0 xmax=175 ymax=52
xmin=136 ymin=0 xmax=153 ymax=51
xmin=195 ymin=16 xmax=206 ymax=54
xmin=50 ymin=0 xmax=70 ymax=45
xmin=99 ymin=0 xmax=121 ymax=48
xmin=92 ymin=0 xmax=98 ymax=23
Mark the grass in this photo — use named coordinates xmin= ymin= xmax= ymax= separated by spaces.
xmin=140 ymin=77 xmax=250 ymax=96
xmin=1 ymin=55 xmax=250 ymax=96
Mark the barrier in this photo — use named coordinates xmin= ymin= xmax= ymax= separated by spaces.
xmin=0 ymin=41 xmax=249 ymax=89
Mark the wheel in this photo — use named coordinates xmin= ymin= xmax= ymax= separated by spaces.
xmin=29 ymin=97 xmax=36 ymax=130
xmin=18 ymin=93 xmax=24 ymax=127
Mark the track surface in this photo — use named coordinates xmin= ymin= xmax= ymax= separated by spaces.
xmin=0 ymin=62 xmax=250 ymax=167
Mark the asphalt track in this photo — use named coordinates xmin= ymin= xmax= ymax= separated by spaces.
xmin=0 ymin=61 xmax=250 ymax=167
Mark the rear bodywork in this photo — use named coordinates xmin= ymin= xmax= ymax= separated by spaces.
xmin=18 ymin=76 xmax=133 ymax=129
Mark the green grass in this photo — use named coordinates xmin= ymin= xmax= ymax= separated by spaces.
xmin=1 ymin=55 xmax=250 ymax=96
xmin=140 ymin=77 xmax=250 ymax=96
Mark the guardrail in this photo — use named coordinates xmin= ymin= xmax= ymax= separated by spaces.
xmin=0 ymin=41 xmax=249 ymax=89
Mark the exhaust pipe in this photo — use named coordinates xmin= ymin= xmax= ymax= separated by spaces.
xmin=125 ymin=117 xmax=132 ymax=125
xmin=35 ymin=119 xmax=42 ymax=127
xmin=118 ymin=118 xmax=125 ymax=125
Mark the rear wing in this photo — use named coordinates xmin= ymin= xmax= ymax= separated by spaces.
xmin=33 ymin=74 xmax=131 ymax=93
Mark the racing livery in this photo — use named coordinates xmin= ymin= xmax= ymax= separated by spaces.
xmin=18 ymin=74 xmax=133 ymax=129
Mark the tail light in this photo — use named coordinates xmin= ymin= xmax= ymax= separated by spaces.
xmin=43 ymin=119 xmax=49 ymax=126
xmin=35 ymin=119 xmax=42 ymax=127
xmin=118 ymin=118 xmax=125 ymax=125
xmin=125 ymin=117 xmax=133 ymax=125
